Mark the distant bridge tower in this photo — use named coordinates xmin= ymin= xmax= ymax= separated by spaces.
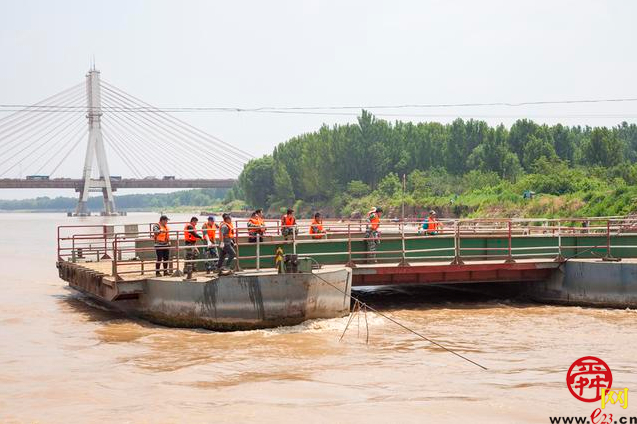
xmin=75 ymin=67 xmax=116 ymax=216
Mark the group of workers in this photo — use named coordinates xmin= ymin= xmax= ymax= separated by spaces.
xmin=152 ymin=213 xmax=236 ymax=277
xmin=152 ymin=207 xmax=440 ymax=276
xmin=151 ymin=208 xmax=327 ymax=277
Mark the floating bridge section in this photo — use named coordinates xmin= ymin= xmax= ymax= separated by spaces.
xmin=56 ymin=217 xmax=637 ymax=303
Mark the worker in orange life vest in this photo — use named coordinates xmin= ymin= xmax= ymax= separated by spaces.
xmin=183 ymin=216 xmax=202 ymax=277
xmin=256 ymin=209 xmax=267 ymax=235
xmin=309 ymin=212 xmax=326 ymax=239
xmin=281 ymin=208 xmax=297 ymax=240
xmin=425 ymin=210 xmax=441 ymax=235
xmin=365 ymin=207 xmax=383 ymax=256
xmin=152 ymin=215 xmax=171 ymax=277
xmin=217 ymin=213 xmax=236 ymax=272
xmin=248 ymin=211 xmax=264 ymax=243
xmin=201 ymin=215 xmax=219 ymax=273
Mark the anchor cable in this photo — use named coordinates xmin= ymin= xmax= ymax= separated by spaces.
xmin=309 ymin=269 xmax=488 ymax=370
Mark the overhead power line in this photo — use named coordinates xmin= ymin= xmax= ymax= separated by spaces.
xmin=2 ymin=96 xmax=637 ymax=113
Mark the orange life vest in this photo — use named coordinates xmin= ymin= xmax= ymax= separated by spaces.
xmin=184 ymin=223 xmax=199 ymax=243
xmin=309 ymin=219 xmax=324 ymax=239
xmin=202 ymin=222 xmax=217 ymax=241
xmin=427 ymin=216 xmax=439 ymax=232
xmin=248 ymin=217 xmax=263 ymax=235
xmin=220 ymin=221 xmax=235 ymax=240
xmin=257 ymin=216 xmax=266 ymax=233
xmin=154 ymin=223 xmax=170 ymax=243
xmin=368 ymin=212 xmax=380 ymax=231
xmin=282 ymin=214 xmax=296 ymax=227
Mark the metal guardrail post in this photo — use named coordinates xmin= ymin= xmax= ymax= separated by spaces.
xmin=292 ymin=226 xmax=297 ymax=255
xmin=112 ymin=235 xmax=122 ymax=281
xmin=451 ymin=220 xmax=464 ymax=265
xmin=505 ymin=220 xmax=516 ymax=263
xmin=346 ymin=224 xmax=355 ymax=268
xmin=399 ymin=221 xmax=409 ymax=266
xmin=173 ymin=231 xmax=183 ymax=277
xmin=554 ymin=220 xmax=565 ymax=261
xmin=101 ymin=225 xmax=111 ymax=260
xmin=234 ymin=231 xmax=241 ymax=271
xmin=256 ymin=233 xmax=260 ymax=271
xmin=603 ymin=220 xmax=615 ymax=260
xmin=71 ymin=236 xmax=76 ymax=263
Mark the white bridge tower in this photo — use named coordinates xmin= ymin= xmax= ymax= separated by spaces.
xmin=75 ymin=67 xmax=116 ymax=216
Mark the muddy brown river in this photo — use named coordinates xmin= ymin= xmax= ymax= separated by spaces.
xmin=1 ymin=212 xmax=636 ymax=423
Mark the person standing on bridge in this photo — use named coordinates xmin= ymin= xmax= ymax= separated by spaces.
xmin=281 ymin=208 xmax=298 ymax=240
xmin=183 ymin=216 xmax=202 ymax=277
xmin=153 ymin=215 xmax=171 ymax=277
xmin=365 ymin=207 xmax=383 ymax=260
xmin=217 ymin=213 xmax=236 ymax=273
xmin=424 ymin=210 xmax=441 ymax=235
xmin=256 ymin=209 xmax=267 ymax=235
xmin=201 ymin=216 xmax=219 ymax=274
xmin=248 ymin=211 xmax=265 ymax=243
xmin=309 ymin=212 xmax=326 ymax=239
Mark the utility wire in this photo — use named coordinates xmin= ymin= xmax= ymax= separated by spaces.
xmin=4 ymin=96 xmax=637 ymax=112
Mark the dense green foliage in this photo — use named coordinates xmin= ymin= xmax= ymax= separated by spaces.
xmin=238 ymin=112 xmax=637 ymax=218
xmin=0 ymin=188 xmax=228 ymax=211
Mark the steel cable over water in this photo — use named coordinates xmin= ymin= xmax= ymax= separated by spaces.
xmin=308 ymin=269 xmax=488 ymax=371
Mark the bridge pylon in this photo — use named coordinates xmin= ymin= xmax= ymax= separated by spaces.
xmin=75 ymin=67 xmax=117 ymax=216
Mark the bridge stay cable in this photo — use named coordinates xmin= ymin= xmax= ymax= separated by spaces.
xmin=0 ymin=86 xmax=84 ymax=138
xmin=34 ymin=125 xmax=88 ymax=176
xmin=101 ymin=91 xmax=244 ymax=177
xmin=100 ymin=94 xmax=229 ymax=178
xmin=102 ymin=121 xmax=199 ymax=179
xmin=100 ymin=80 xmax=253 ymax=162
xmin=100 ymin=83 xmax=252 ymax=167
xmin=101 ymin=112 xmax=210 ymax=179
xmin=0 ymin=101 xmax=84 ymax=159
xmin=0 ymin=90 xmax=85 ymax=147
xmin=48 ymin=129 xmax=89 ymax=177
xmin=0 ymin=112 xmax=86 ymax=177
xmin=100 ymin=129 xmax=144 ymax=179
xmin=100 ymin=89 xmax=245 ymax=174
xmin=28 ymin=118 xmax=88 ymax=176
xmin=101 ymin=126 xmax=157 ymax=178
xmin=0 ymin=81 xmax=84 ymax=125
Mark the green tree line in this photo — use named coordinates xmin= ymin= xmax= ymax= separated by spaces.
xmin=0 ymin=188 xmax=228 ymax=211
xmin=236 ymin=111 xmax=637 ymax=217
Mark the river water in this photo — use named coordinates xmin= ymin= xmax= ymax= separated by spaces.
xmin=1 ymin=212 xmax=636 ymax=423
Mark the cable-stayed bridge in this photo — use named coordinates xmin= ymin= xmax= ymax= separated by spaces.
xmin=0 ymin=68 xmax=248 ymax=215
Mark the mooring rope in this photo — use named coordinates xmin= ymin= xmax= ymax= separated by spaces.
xmin=310 ymin=270 xmax=488 ymax=371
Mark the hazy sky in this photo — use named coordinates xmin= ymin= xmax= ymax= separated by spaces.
xmin=1 ymin=0 xmax=637 ymax=199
